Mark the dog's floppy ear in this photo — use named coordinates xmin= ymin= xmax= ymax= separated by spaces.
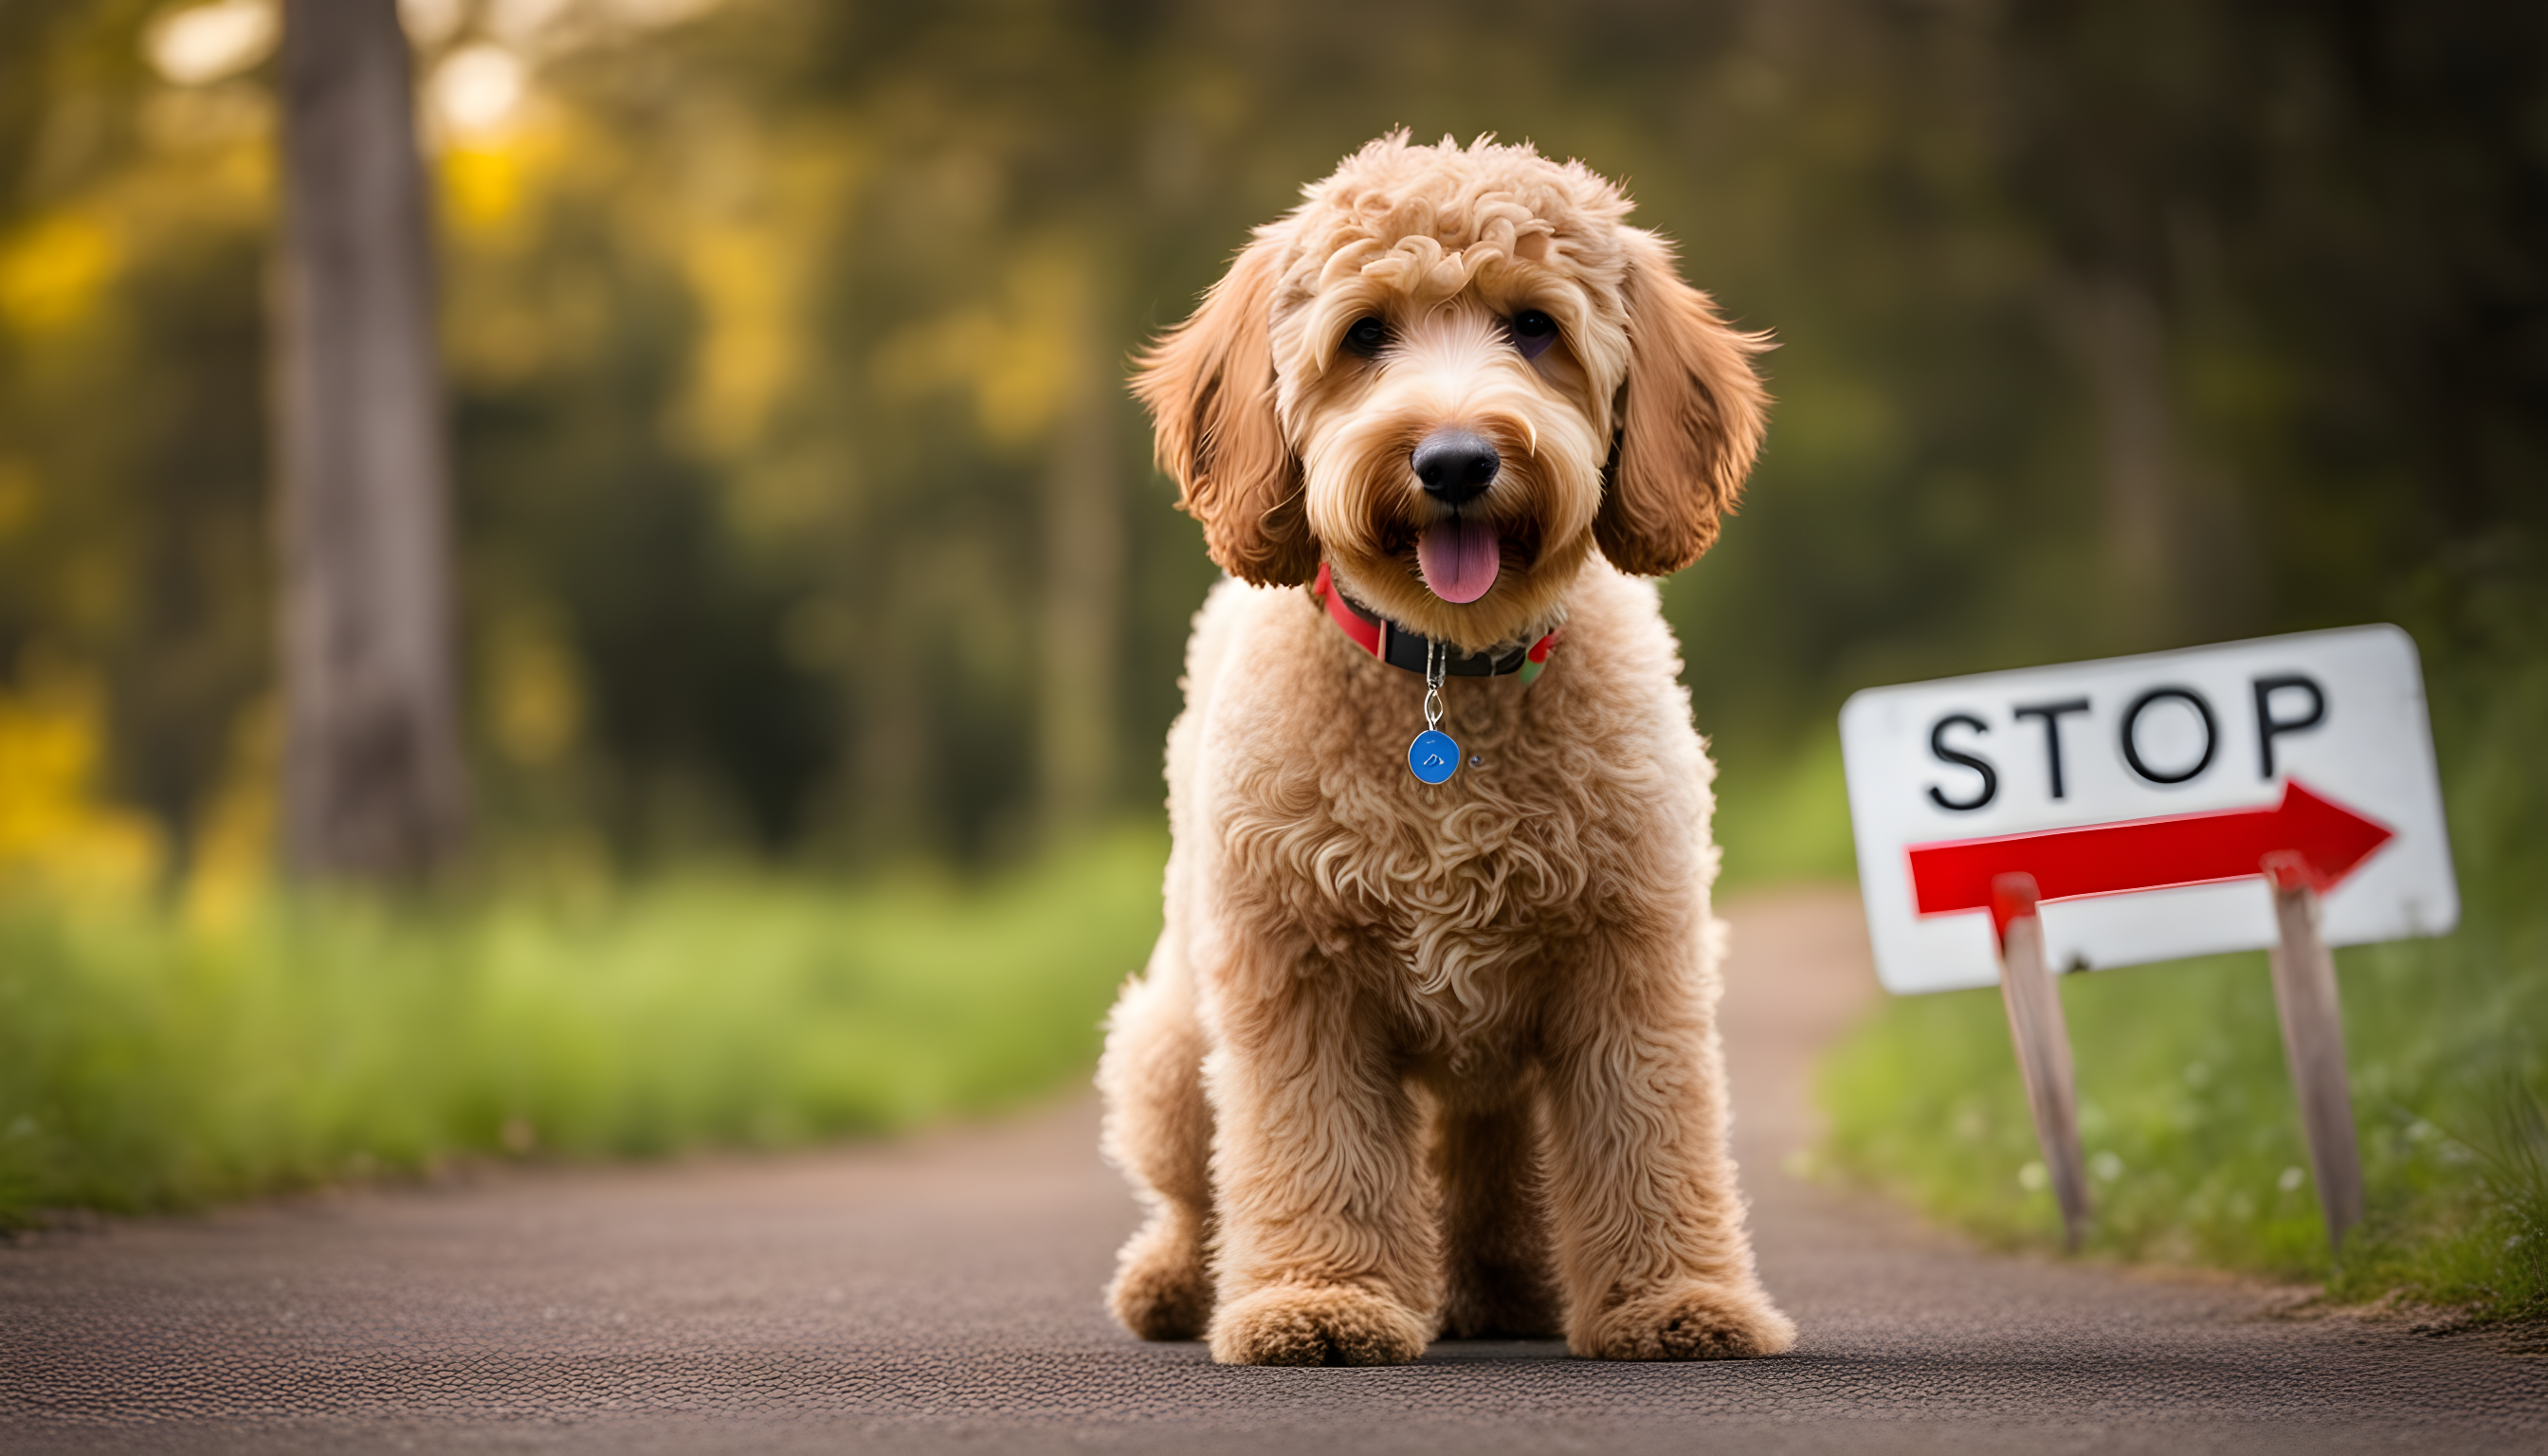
xmin=1595 ymin=228 xmax=1770 ymax=577
xmin=1133 ymin=236 xmax=1318 ymax=587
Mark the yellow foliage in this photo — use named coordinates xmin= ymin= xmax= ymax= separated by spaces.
xmin=0 ymin=681 xmax=162 ymax=898
xmin=0 ymin=213 xmax=120 ymax=335
xmin=883 ymin=248 xmax=1092 ymax=446
xmin=683 ymin=222 xmax=799 ymax=455
xmin=663 ymin=136 xmax=861 ymax=482
xmin=444 ymin=141 xmax=527 ymax=233
xmin=439 ymin=119 xmax=578 ymax=245
xmin=438 ymin=121 xmax=580 ymax=386
xmin=179 ymin=700 xmax=277 ymax=929
xmin=488 ymin=612 xmax=586 ymax=767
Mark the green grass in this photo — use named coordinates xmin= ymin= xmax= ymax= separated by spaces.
xmin=1818 ymin=610 xmax=2548 ymax=1320
xmin=1711 ymin=724 xmax=1859 ymax=890
xmin=0 ymin=828 xmax=1165 ymax=1225
xmin=1820 ymin=942 xmax=2548 ymax=1315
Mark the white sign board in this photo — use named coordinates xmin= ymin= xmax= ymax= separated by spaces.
xmin=1840 ymin=625 xmax=2458 ymax=994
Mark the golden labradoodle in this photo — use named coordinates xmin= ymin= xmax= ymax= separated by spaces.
xmin=1099 ymin=134 xmax=1793 ymax=1366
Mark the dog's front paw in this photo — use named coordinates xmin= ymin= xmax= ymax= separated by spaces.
xmin=1107 ymin=1218 xmax=1212 ymax=1341
xmin=1574 ymin=1281 xmax=1796 ymax=1360
xmin=1209 ymin=1283 xmax=1430 ymax=1366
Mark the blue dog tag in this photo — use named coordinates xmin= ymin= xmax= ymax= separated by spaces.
xmin=1407 ymin=729 xmax=1461 ymax=784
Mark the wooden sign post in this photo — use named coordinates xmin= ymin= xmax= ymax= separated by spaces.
xmin=1841 ymin=627 xmax=2458 ymax=1254
xmin=2264 ymin=851 xmax=2368 ymax=1249
xmin=1992 ymin=872 xmax=2089 ymax=1250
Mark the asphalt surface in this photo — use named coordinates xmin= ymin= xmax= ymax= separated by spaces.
xmin=5 ymin=886 xmax=2543 ymax=1454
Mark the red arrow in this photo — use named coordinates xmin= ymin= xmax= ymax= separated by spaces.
xmin=1909 ymin=779 xmax=2394 ymax=933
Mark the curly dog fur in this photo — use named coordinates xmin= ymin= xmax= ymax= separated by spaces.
xmin=1099 ymin=134 xmax=1795 ymax=1365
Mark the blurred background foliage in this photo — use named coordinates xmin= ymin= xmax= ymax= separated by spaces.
xmin=1 ymin=0 xmax=2544 ymax=1306
xmin=4 ymin=0 xmax=2537 ymax=888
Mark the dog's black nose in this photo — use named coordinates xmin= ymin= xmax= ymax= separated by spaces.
xmin=1412 ymin=429 xmax=1500 ymax=505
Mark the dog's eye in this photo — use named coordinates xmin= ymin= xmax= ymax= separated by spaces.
xmin=1342 ymin=317 xmax=1390 ymax=358
xmin=1509 ymin=309 xmax=1557 ymax=361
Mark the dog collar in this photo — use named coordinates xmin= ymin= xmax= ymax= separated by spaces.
xmin=1313 ymin=562 xmax=1559 ymax=687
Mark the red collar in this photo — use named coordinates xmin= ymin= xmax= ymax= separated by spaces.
xmin=1313 ymin=562 xmax=1560 ymax=684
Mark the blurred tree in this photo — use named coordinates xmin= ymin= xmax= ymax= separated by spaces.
xmin=1035 ymin=273 xmax=1127 ymax=841
xmin=272 ymin=0 xmax=466 ymax=880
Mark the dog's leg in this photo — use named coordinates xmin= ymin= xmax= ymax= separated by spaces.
xmin=1097 ymin=933 xmax=1215 ymax=1340
xmin=1540 ymin=937 xmax=1797 ymax=1360
xmin=1204 ymin=962 xmax=1437 ymax=1366
xmin=1433 ymin=1082 xmax=1561 ymax=1338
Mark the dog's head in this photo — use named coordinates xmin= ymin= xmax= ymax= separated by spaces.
xmin=1135 ymin=133 xmax=1768 ymax=651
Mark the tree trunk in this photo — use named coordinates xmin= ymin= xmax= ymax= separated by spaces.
xmin=2048 ymin=271 xmax=2183 ymax=646
xmin=271 ymin=0 xmax=466 ymax=881
xmin=2047 ymin=268 xmax=2255 ymax=651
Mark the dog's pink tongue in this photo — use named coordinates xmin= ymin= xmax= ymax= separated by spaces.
xmin=1416 ymin=515 xmax=1502 ymax=604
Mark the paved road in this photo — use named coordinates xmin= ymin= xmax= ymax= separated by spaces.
xmin=6 ymin=888 xmax=2543 ymax=1454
